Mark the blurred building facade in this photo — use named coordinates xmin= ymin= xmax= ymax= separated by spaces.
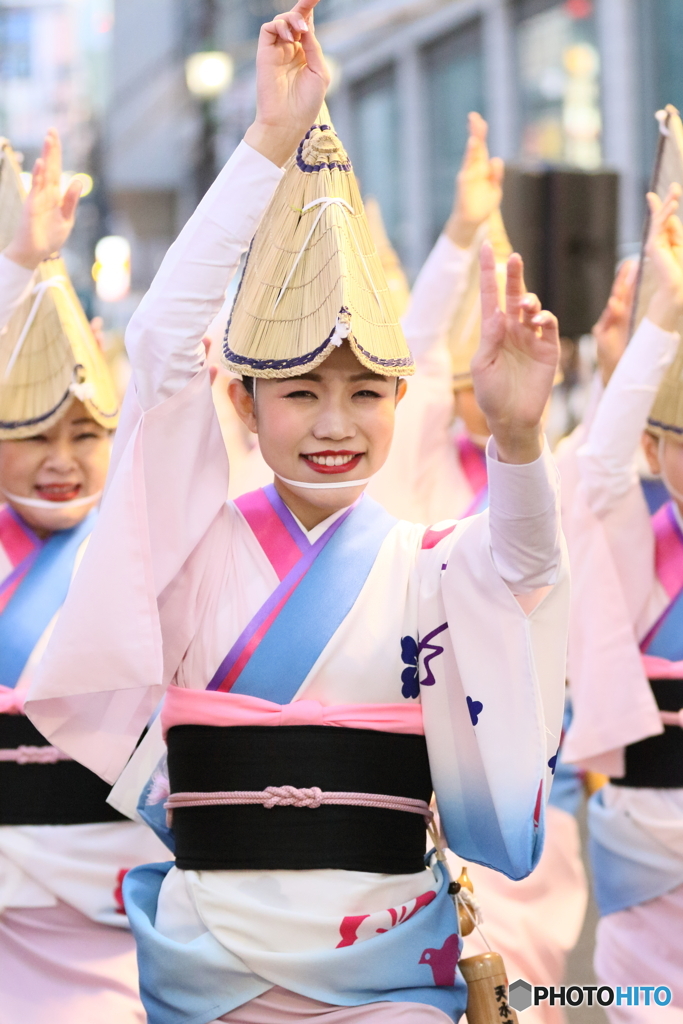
xmin=69 ymin=0 xmax=683 ymax=300
xmin=2 ymin=1 xmax=682 ymax=303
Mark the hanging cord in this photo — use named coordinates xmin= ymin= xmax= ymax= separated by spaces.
xmin=427 ymin=816 xmax=492 ymax=952
xmin=273 ymin=197 xmax=382 ymax=311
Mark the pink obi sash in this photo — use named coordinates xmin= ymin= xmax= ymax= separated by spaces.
xmin=162 ymin=687 xmax=425 ymax=739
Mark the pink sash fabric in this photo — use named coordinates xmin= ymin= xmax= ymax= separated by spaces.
xmin=455 ymin=436 xmax=487 ymax=498
xmin=0 ymin=684 xmax=25 ymax=713
xmin=161 ymin=687 xmax=424 ymax=739
xmin=640 ymin=503 xmax=683 ymax=678
xmin=0 ymin=505 xmax=42 ymax=613
xmin=215 ymin=987 xmax=451 ymax=1023
xmin=652 ymin=502 xmax=683 ymax=601
xmin=0 ymin=900 xmax=145 ymax=1024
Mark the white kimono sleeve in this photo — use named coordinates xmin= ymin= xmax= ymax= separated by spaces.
xmin=25 ymin=144 xmax=283 ymax=782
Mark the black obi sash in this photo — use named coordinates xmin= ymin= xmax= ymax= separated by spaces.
xmin=167 ymin=724 xmax=433 ymax=874
xmin=611 ymin=679 xmax=683 ymax=789
xmin=0 ymin=714 xmax=125 ymax=825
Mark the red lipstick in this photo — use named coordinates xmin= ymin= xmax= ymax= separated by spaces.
xmin=300 ymin=450 xmax=364 ymax=475
xmin=35 ymin=484 xmax=82 ymax=502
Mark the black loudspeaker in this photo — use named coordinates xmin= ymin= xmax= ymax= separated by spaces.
xmin=501 ymin=167 xmax=619 ymax=339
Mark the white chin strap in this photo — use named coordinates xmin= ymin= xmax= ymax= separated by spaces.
xmin=2 ymin=489 xmax=102 ymax=511
xmin=658 ymin=437 xmax=683 ymax=504
xmin=275 ymin=474 xmax=371 ymax=491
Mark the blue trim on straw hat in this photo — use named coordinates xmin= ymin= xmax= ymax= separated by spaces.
xmin=296 ymin=124 xmax=352 ymax=174
xmin=0 ymin=387 xmax=72 ymax=430
xmin=648 ymin=417 xmax=683 ymax=435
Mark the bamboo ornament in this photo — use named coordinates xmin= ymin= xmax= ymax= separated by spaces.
xmin=223 ymin=111 xmax=414 ymax=379
xmin=460 ymin=952 xmax=519 ymax=1024
xmin=0 ymin=139 xmax=119 ymax=439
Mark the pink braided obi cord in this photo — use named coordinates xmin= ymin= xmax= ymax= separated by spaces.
xmin=162 ymin=688 xmax=428 ymax=825
xmin=165 ymin=786 xmax=433 ymax=826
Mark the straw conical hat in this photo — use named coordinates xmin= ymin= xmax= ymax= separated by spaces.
xmin=364 ymin=196 xmax=410 ymax=319
xmin=649 ymin=339 xmax=683 ymax=438
xmin=631 ymin=105 xmax=683 ymax=438
xmin=448 ymin=209 xmax=512 ymax=391
xmin=0 ymin=141 xmax=119 ymax=439
xmin=634 ymin=107 xmax=683 ymax=346
xmin=223 ymin=113 xmax=413 ymax=378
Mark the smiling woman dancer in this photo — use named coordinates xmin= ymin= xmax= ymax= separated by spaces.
xmin=28 ymin=3 xmax=569 ymax=1022
xmin=0 ymin=132 xmax=164 ymax=1023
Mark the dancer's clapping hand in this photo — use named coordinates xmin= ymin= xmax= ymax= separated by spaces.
xmin=446 ymin=112 xmax=504 ymax=250
xmin=4 ymin=129 xmax=81 ymax=271
xmin=645 ymin=184 xmax=683 ymax=332
xmin=472 ymin=245 xmax=560 ymax=464
xmin=245 ymin=0 xmax=330 ymax=169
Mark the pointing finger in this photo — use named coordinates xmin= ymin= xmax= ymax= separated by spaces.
xmin=505 ymin=253 xmax=524 ymax=320
xmin=480 ymin=242 xmax=500 ymax=322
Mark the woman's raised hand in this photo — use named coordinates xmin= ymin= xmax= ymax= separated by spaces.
xmin=4 ymin=129 xmax=81 ymax=271
xmin=245 ymin=0 xmax=330 ymax=169
xmin=593 ymin=259 xmax=637 ymax=386
xmin=446 ymin=112 xmax=504 ymax=250
xmin=472 ymin=244 xmax=560 ymax=464
xmin=645 ymin=184 xmax=683 ymax=332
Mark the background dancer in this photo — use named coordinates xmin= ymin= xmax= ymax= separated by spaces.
xmin=568 ymin=178 xmax=683 ymax=1022
xmin=0 ymin=128 xmax=165 ymax=1024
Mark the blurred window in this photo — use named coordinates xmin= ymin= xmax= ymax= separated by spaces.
xmin=515 ymin=0 xmax=601 ymax=168
xmin=637 ymin=0 xmax=683 ymax=179
xmin=351 ymin=68 xmax=401 ymax=249
xmin=0 ymin=8 xmax=31 ymax=79
xmin=422 ymin=21 xmax=484 ymax=243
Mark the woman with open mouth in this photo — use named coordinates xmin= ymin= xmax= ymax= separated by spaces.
xmin=0 ymin=129 xmax=166 ymax=1024
xmin=28 ymin=3 xmax=570 ymax=1022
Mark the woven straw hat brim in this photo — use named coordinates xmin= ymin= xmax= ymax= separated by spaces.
xmin=0 ymin=258 xmax=120 ymax=440
xmin=223 ymin=122 xmax=413 ymax=379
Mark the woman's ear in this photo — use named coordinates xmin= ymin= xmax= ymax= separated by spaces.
xmin=642 ymin=430 xmax=662 ymax=475
xmin=228 ymin=378 xmax=258 ymax=434
xmin=395 ymin=378 xmax=408 ymax=406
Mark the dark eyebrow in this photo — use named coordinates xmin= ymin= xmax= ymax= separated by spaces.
xmin=284 ymin=371 xmax=390 ymax=384
xmin=349 ymin=371 xmax=390 ymax=383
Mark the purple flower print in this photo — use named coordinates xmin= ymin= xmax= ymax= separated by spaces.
xmin=400 ymin=636 xmax=420 ymax=699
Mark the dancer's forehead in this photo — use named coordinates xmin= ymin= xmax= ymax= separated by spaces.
xmin=261 ymin=342 xmax=393 ymax=388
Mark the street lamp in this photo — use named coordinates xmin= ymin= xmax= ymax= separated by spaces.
xmin=185 ymin=49 xmax=234 ymax=201
xmin=185 ymin=51 xmax=233 ymax=100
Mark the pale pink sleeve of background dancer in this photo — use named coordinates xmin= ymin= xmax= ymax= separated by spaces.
xmin=367 ymin=234 xmax=476 ymax=522
xmin=564 ymin=317 xmax=680 ymax=773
